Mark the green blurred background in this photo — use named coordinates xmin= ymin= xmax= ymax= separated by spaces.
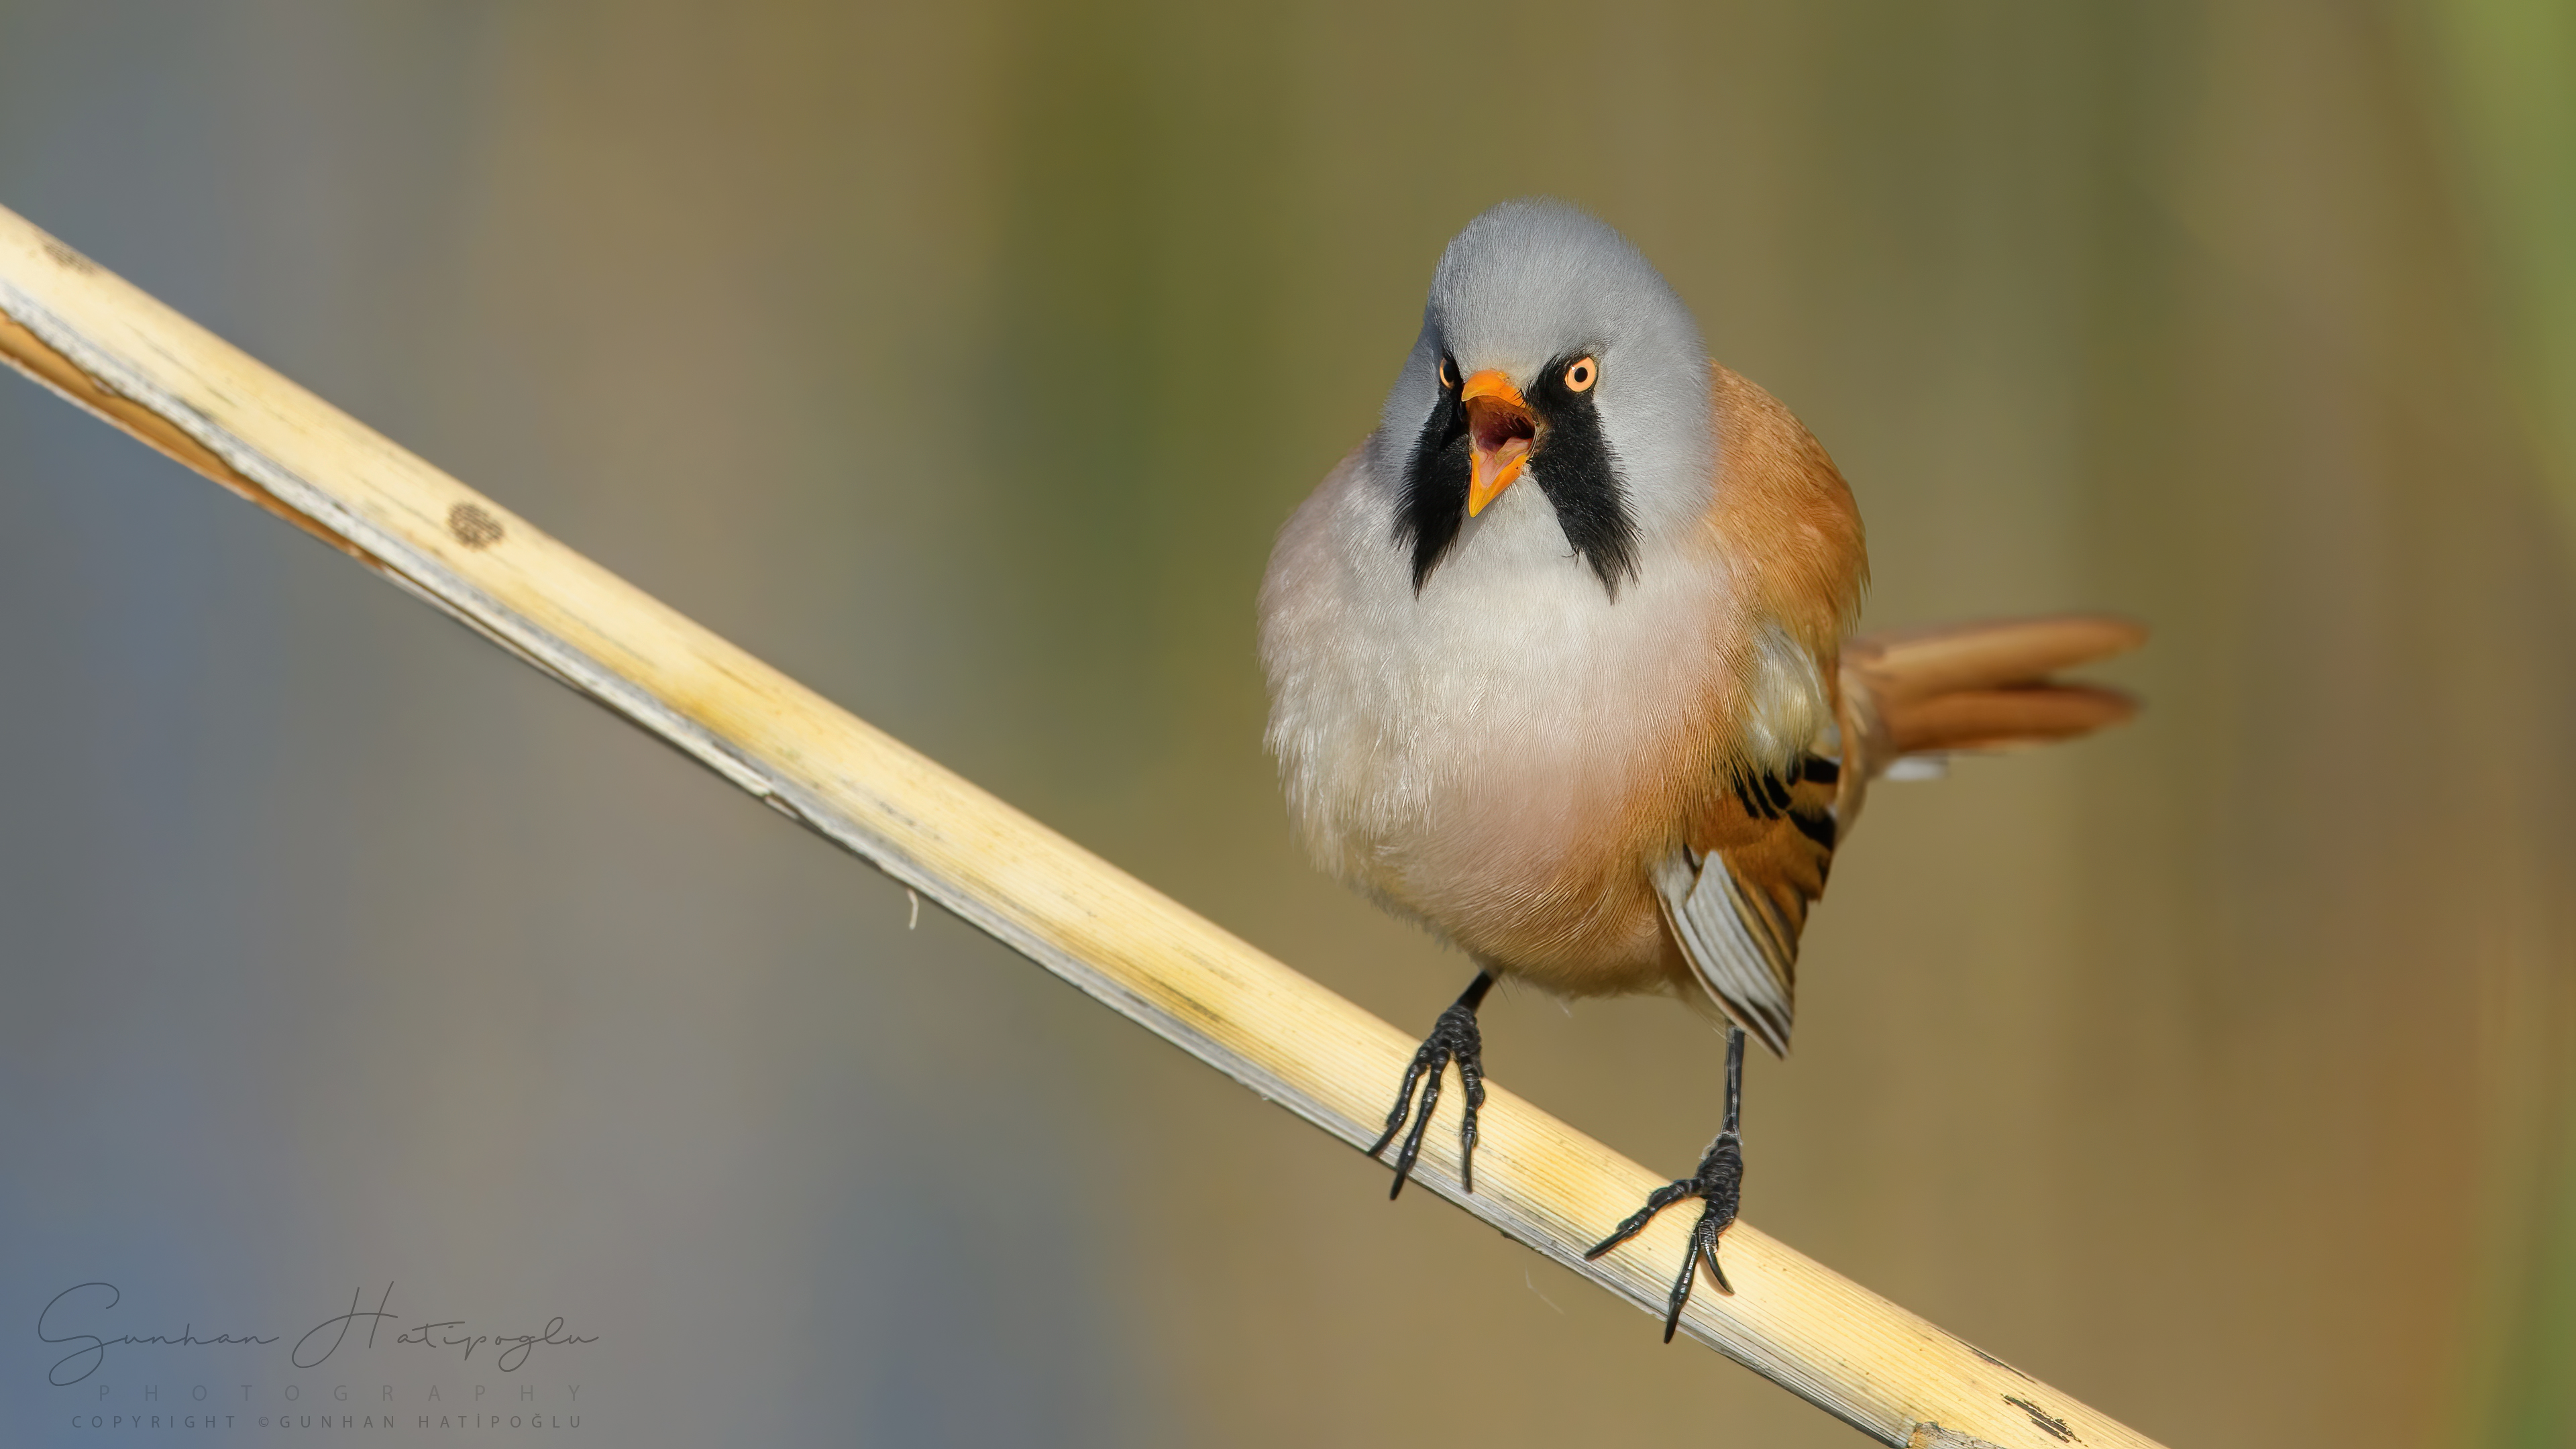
xmin=3 ymin=3 xmax=2572 ymax=1446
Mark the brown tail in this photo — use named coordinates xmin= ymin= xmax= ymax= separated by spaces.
xmin=1835 ymin=613 xmax=2145 ymax=818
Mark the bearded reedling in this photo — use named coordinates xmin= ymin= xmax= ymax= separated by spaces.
xmin=1258 ymin=200 xmax=2142 ymax=1338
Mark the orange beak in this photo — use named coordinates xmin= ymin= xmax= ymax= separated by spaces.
xmin=1458 ymin=370 xmax=1537 ymax=517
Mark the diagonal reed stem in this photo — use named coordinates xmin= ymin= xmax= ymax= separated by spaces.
xmin=0 ymin=203 xmax=2165 ymax=1449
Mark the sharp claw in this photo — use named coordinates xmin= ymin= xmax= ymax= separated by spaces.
xmin=1583 ymin=1212 xmax=1645 ymax=1261
xmin=1660 ymin=1240 xmax=1699 ymax=1344
xmin=1583 ymin=1178 xmax=1697 ymax=1260
xmin=1366 ymin=1118 xmax=1405 ymax=1161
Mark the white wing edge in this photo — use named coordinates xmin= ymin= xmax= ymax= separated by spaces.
xmin=1652 ymin=848 xmax=1794 ymax=1056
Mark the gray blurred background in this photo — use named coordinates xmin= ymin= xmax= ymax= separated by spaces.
xmin=3 ymin=3 xmax=2573 ymax=1446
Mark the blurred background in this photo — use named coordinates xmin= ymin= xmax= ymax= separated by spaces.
xmin=3 ymin=3 xmax=2572 ymax=1446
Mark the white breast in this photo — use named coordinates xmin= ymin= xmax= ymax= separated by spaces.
xmin=1258 ymin=449 xmax=1737 ymax=945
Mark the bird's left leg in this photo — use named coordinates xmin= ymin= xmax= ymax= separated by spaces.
xmin=1366 ymin=969 xmax=1493 ymax=1198
xmin=1582 ymin=1024 xmax=1746 ymax=1342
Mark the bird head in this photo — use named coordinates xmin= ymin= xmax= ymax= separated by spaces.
xmin=1371 ymin=199 xmax=1715 ymax=596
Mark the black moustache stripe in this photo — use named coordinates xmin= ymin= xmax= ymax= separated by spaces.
xmin=1393 ymin=368 xmax=1470 ymax=592
xmin=1525 ymin=356 xmax=1640 ymax=593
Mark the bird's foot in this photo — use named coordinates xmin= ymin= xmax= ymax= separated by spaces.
xmin=1582 ymin=1127 xmax=1743 ymax=1342
xmin=1366 ymin=971 xmax=1493 ymax=1197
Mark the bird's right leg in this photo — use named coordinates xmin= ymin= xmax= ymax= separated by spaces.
xmin=1582 ymin=1025 xmax=1747 ymax=1342
xmin=1366 ymin=969 xmax=1494 ymax=1198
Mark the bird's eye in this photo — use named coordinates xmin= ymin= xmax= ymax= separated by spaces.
xmin=1564 ymin=356 xmax=1598 ymax=392
xmin=1438 ymin=356 xmax=1458 ymax=390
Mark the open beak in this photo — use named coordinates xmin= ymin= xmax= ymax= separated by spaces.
xmin=1459 ymin=370 xmax=1537 ymax=517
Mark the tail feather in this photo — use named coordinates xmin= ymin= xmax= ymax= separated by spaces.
xmin=1847 ymin=614 xmax=2147 ymax=706
xmin=1876 ymin=683 xmax=2139 ymax=757
xmin=1836 ymin=612 xmax=2145 ymax=818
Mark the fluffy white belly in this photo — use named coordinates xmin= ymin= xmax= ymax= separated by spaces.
xmin=1260 ymin=462 xmax=1732 ymax=966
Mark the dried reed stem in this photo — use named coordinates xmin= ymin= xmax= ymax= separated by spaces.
xmin=0 ymin=204 xmax=2165 ymax=1449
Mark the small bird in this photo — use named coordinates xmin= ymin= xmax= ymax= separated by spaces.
xmin=1258 ymin=199 xmax=2141 ymax=1339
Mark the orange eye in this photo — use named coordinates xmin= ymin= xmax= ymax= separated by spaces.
xmin=1438 ymin=356 xmax=1458 ymax=390
xmin=1564 ymin=356 xmax=1598 ymax=392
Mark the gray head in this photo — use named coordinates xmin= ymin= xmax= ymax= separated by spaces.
xmin=1368 ymin=199 xmax=1715 ymax=594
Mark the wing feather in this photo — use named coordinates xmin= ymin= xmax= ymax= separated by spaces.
xmin=1659 ymin=756 xmax=1841 ymax=1057
xmin=1654 ymin=849 xmax=1795 ymax=1055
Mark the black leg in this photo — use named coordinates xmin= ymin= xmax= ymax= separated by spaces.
xmin=1582 ymin=1026 xmax=1746 ymax=1342
xmin=1366 ymin=970 xmax=1494 ymax=1198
